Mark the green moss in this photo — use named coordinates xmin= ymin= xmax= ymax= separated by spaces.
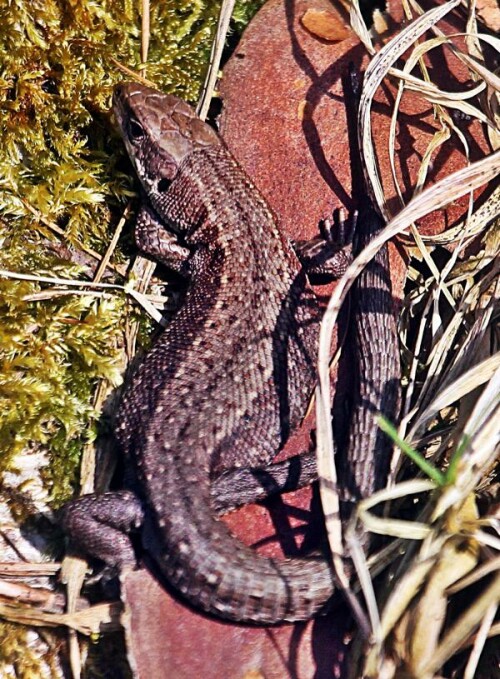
xmin=0 ymin=0 xmax=264 ymax=506
xmin=0 ymin=1 xmax=214 ymax=503
xmin=234 ymin=1 xmax=266 ymax=28
xmin=0 ymin=272 xmax=124 ymax=465
xmin=0 ymin=0 xmax=264 ymax=672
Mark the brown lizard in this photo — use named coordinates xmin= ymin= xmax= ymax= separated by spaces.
xmin=61 ymin=81 xmax=400 ymax=624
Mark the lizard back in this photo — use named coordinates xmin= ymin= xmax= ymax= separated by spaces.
xmin=112 ymin=83 xmax=335 ymax=623
xmin=61 ymin=81 xmax=400 ymax=625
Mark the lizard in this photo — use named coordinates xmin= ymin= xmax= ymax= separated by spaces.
xmin=61 ymin=81 xmax=400 ymax=624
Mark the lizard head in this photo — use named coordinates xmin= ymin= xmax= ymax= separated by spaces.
xmin=113 ymin=82 xmax=222 ymax=196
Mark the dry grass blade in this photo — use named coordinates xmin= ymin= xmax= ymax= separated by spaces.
xmin=407 ymin=352 xmax=500 ymax=441
xmin=422 ymin=572 xmax=500 ymax=677
xmin=93 ymin=202 xmax=132 ymax=283
xmin=316 ymin=149 xmax=500 ymax=441
xmin=316 ymin=377 xmax=372 ymax=636
xmin=358 ymin=0 xmax=462 ymax=215
xmin=432 ymin=366 xmax=500 ymax=519
xmin=0 ymin=267 xmax=166 ymax=323
xmin=140 ymin=0 xmax=150 ymax=74
xmin=317 ymin=2 xmax=500 ymax=677
xmin=21 ymin=199 xmax=126 ymax=276
xmin=109 ymin=58 xmax=158 ymax=88
xmin=197 ymin=0 xmax=236 ymax=120
xmin=463 ymin=600 xmax=498 ymax=679
xmin=421 ymin=183 xmax=499 ymax=245
xmin=0 ymin=562 xmax=61 ymax=577
xmin=0 ymin=600 xmax=121 ymax=635
xmin=357 ymin=479 xmax=436 ymax=540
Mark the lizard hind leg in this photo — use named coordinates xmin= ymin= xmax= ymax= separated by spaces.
xmin=292 ymin=208 xmax=354 ymax=280
xmin=60 ymin=490 xmax=144 ymax=568
xmin=210 ymin=449 xmax=318 ymax=515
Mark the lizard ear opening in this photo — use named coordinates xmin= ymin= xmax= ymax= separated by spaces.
xmin=157 ymin=178 xmax=171 ymax=192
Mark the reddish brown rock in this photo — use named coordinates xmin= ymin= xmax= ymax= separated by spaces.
xmin=219 ymin=0 xmax=491 ymax=297
xmin=122 ymin=567 xmax=350 ymax=679
xmin=122 ymin=2 xmax=492 ymax=677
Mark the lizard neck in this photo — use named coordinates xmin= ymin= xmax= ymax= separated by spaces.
xmin=151 ymin=146 xmax=288 ymax=252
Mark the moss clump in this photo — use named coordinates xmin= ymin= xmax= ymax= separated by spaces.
xmin=0 ymin=0 xmax=264 ymax=673
xmin=0 ymin=0 xmax=266 ymax=500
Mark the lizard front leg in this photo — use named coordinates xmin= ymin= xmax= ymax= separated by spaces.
xmin=134 ymin=201 xmax=191 ymax=275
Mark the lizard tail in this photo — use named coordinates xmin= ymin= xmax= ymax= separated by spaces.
xmin=144 ymin=467 xmax=335 ymax=623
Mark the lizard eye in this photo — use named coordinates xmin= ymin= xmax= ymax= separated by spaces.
xmin=128 ymin=118 xmax=144 ymax=141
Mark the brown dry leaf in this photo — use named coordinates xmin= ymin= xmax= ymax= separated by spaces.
xmin=300 ymin=8 xmax=350 ymax=42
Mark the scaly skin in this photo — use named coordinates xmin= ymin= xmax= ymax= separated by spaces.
xmin=62 ymin=82 xmax=400 ymax=624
